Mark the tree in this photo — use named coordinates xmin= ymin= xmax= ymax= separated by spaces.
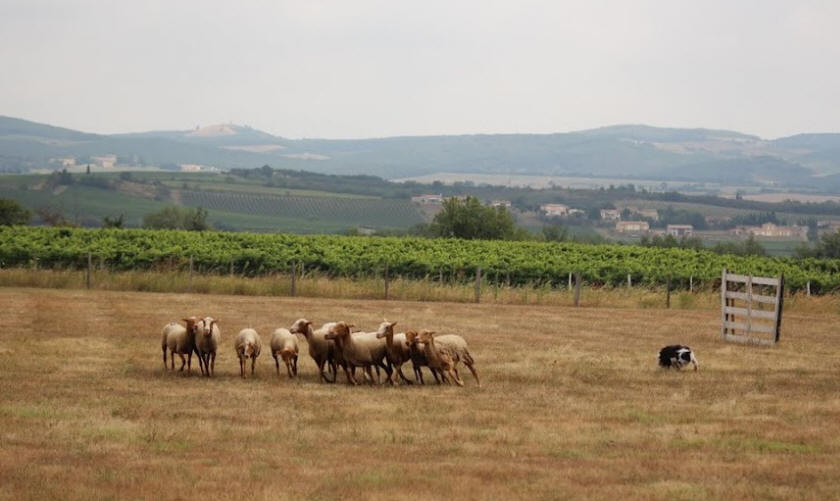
xmin=0 ymin=199 xmax=31 ymax=225
xmin=142 ymin=206 xmax=209 ymax=231
xmin=542 ymin=223 xmax=568 ymax=242
xmin=103 ymin=214 xmax=124 ymax=229
xmin=429 ymin=196 xmax=518 ymax=240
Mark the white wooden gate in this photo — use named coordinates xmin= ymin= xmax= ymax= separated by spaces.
xmin=720 ymin=268 xmax=784 ymax=345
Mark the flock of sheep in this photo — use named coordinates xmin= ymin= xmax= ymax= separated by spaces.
xmin=161 ymin=317 xmax=480 ymax=386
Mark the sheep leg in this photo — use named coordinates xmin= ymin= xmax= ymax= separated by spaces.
xmin=178 ymin=353 xmax=186 ymax=372
xmin=162 ymin=347 xmax=167 ymax=370
xmin=316 ymin=360 xmax=328 ymax=383
xmin=285 ymin=358 xmax=293 ymax=378
xmin=343 ymin=364 xmax=359 ymax=385
xmin=396 ymin=365 xmax=413 ymax=385
xmin=293 ymin=356 xmax=298 ymax=376
xmin=239 ymin=357 xmax=245 ymax=378
xmin=449 ymin=368 xmax=464 ymax=386
xmin=364 ymin=365 xmax=376 ymax=385
xmin=169 ymin=349 xmax=175 ymax=371
xmin=273 ymin=354 xmax=280 ymax=377
xmin=251 ymin=355 xmax=256 ymax=376
xmin=210 ymin=352 xmax=216 ymax=376
xmin=465 ymin=363 xmax=480 ymax=386
xmin=187 ymin=352 xmax=192 ymax=374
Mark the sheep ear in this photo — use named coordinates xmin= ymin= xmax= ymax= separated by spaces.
xmin=390 ymin=321 xmax=397 ymax=327
xmin=346 ymin=323 xmax=355 ymax=329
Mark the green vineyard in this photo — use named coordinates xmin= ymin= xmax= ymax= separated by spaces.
xmin=178 ymin=190 xmax=424 ymax=229
xmin=2 ymin=226 xmax=839 ymax=291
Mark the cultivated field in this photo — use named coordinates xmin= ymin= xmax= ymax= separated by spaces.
xmin=1 ymin=288 xmax=839 ymax=500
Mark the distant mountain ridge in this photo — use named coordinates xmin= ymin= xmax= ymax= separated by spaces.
xmin=1 ymin=115 xmax=840 ymax=189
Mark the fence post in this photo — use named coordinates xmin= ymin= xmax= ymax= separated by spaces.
xmin=573 ymin=272 xmax=581 ymax=307
xmin=568 ymin=272 xmax=572 ymax=292
xmin=666 ymin=275 xmax=671 ymax=309
xmin=689 ymin=276 xmax=693 ymax=293
xmin=384 ymin=264 xmax=390 ymax=300
xmin=806 ymin=281 xmax=811 ymax=297
xmin=627 ymin=273 xmax=631 ymax=289
xmin=474 ymin=267 xmax=482 ymax=303
xmin=229 ymin=260 xmax=234 ymax=277
xmin=290 ymin=260 xmax=297 ymax=297
xmin=86 ymin=252 xmax=92 ymax=289
xmin=439 ymin=267 xmax=443 ymax=283
xmin=188 ymin=255 xmax=193 ymax=293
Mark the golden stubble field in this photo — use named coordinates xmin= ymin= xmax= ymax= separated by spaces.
xmin=0 ymin=287 xmax=838 ymax=500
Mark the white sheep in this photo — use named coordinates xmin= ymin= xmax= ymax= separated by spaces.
xmin=289 ymin=318 xmax=341 ymax=383
xmin=234 ymin=328 xmax=262 ymax=378
xmin=324 ymin=321 xmax=392 ymax=385
xmin=270 ymin=328 xmax=299 ymax=378
xmin=375 ymin=321 xmax=414 ymax=385
xmin=194 ymin=316 xmax=221 ymax=377
xmin=161 ymin=316 xmax=200 ymax=373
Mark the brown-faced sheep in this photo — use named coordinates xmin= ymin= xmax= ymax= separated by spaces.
xmin=404 ymin=330 xmax=441 ymax=384
xmin=324 ymin=321 xmax=392 ymax=385
xmin=161 ymin=317 xmax=200 ymax=373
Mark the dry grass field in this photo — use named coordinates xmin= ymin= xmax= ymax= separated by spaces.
xmin=1 ymin=287 xmax=839 ymax=500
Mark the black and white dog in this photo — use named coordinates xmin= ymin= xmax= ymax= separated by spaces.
xmin=658 ymin=345 xmax=698 ymax=371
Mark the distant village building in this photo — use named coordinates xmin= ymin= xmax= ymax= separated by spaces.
xmin=567 ymin=208 xmax=585 ymax=216
xmin=411 ymin=194 xmax=444 ymax=204
xmin=490 ymin=200 xmax=512 ymax=208
xmin=50 ymin=157 xmax=76 ymax=167
xmin=818 ymin=220 xmax=840 ymax=235
xmin=666 ymin=224 xmax=694 ymax=237
xmin=616 ymin=221 xmax=650 ymax=233
xmin=600 ymin=209 xmax=621 ymax=221
xmin=730 ymin=223 xmax=806 ymax=238
xmin=540 ymin=204 xmax=569 ymax=217
xmin=91 ymin=155 xmax=117 ymax=169
xmin=636 ymin=209 xmax=659 ymax=221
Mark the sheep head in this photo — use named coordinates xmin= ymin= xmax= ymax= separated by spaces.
xmin=243 ymin=341 xmax=255 ymax=358
xmin=182 ymin=316 xmax=199 ymax=335
xmin=324 ymin=321 xmax=353 ymax=341
xmin=404 ymin=330 xmax=419 ymax=346
xmin=289 ymin=318 xmax=312 ymax=337
xmin=375 ymin=320 xmax=397 ymax=339
xmin=418 ymin=330 xmax=436 ymax=344
xmin=200 ymin=317 xmax=218 ymax=337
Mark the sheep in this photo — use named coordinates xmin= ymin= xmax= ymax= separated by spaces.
xmin=404 ymin=330 xmax=442 ymax=385
xmin=324 ymin=321 xmax=392 ymax=385
xmin=433 ymin=333 xmax=480 ymax=386
xmin=375 ymin=321 xmax=414 ymax=385
xmin=658 ymin=345 xmax=699 ymax=371
xmin=234 ymin=328 xmax=262 ymax=378
xmin=161 ymin=317 xmax=200 ymax=373
xmin=194 ymin=316 xmax=221 ymax=377
xmin=289 ymin=318 xmax=341 ymax=383
xmin=417 ymin=330 xmax=463 ymax=386
xmin=270 ymin=328 xmax=299 ymax=378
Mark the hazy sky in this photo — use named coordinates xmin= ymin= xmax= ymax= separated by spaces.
xmin=1 ymin=0 xmax=838 ymax=139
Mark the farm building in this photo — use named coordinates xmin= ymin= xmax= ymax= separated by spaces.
xmin=616 ymin=221 xmax=650 ymax=233
xmin=730 ymin=222 xmax=807 ymax=238
xmin=491 ymin=200 xmax=512 ymax=208
xmin=600 ymin=209 xmax=621 ymax=221
xmin=540 ymin=204 xmax=569 ymax=216
xmin=666 ymin=224 xmax=694 ymax=237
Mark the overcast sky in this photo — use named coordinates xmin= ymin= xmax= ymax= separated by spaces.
xmin=1 ymin=0 xmax=838 ymax=139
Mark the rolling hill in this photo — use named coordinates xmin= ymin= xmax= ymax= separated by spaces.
xmin=2 ymin=116 xmax=840 ymax=188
